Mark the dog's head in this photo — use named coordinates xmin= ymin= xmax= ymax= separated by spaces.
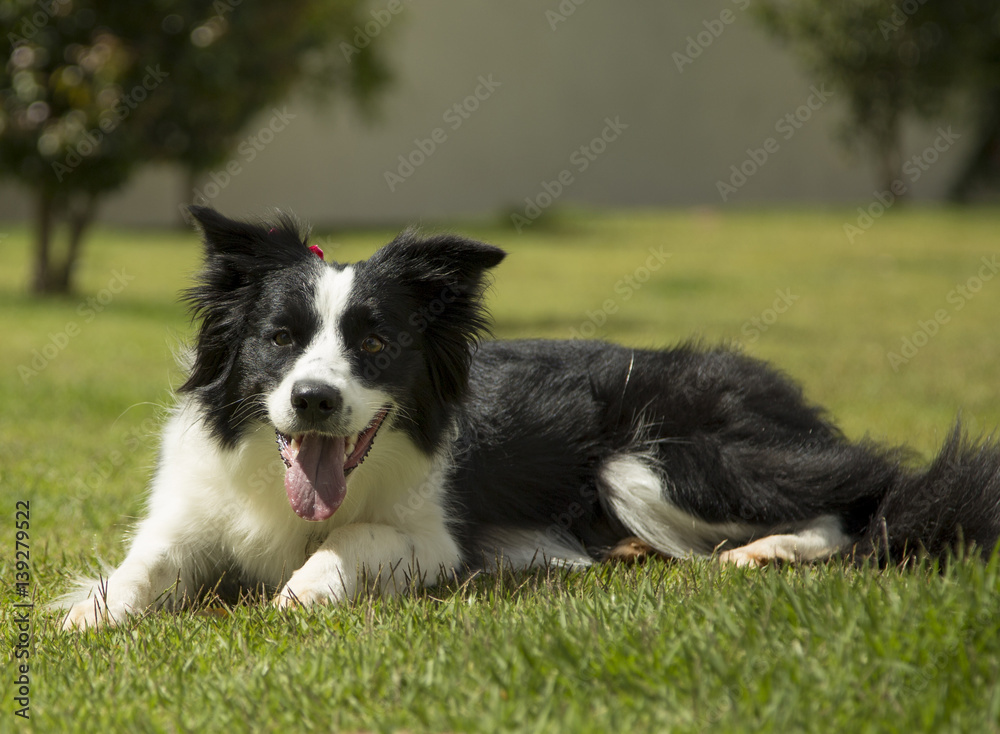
xmin=181 ymin=206 xmax=505 ymax=520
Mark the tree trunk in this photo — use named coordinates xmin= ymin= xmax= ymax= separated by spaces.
xmin=51 ymin=195 xmax=96 ymax=294
xmin=949 ymin=88 xmax=1000 ymax=203
xmin=31 ymin=190 xmax=55 ymax=295
xmin=31 ymin=191 xmax=97 ymax=296
xmin=875 ymin=116 xmax=904 ymax=199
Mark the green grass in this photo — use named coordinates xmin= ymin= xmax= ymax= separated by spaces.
xmin=3 ymin=207 xmax=1000 ymax=732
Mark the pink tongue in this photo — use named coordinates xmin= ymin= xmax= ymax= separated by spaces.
xmin=284 ymin=434 xmax=347 ymax=521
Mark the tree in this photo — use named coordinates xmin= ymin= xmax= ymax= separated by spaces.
xmin=945 ymin=8 xmax=1000 ymax=200
xmin=0 ymin=0 xmax=388 ymax=294
xmin=752 ymin=1 xmax=998 ymax=195
xmin=136 ymin=2 xmax=390 ymax=216
xmin=949 ymin=89 xmax=1000 ymax=201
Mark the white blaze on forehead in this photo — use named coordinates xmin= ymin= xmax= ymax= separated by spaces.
xmin=267 ymin=264 xmax=371 ymax=433
xmin=298 ymin=264 xmax=355 ymax=374
xmin=314 ymin=265 xmax=355 ymax=335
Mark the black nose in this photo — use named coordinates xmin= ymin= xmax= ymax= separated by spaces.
xmin=290 ymin=381 xmax=343 ymax=423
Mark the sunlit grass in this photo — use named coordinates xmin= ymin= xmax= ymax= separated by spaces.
xmin=2 ymin=207 xmax=1000 ymax=732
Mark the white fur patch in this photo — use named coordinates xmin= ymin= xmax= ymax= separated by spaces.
xmin=266 ymin=265 xmax=391 ymax=435
xmin=599 ymin=454 xmax=760 ymax=557
xmin=62 ymin=262 xmax=469 ymax=629
xmin=718 ymin=516 xmax=850 ymax=566
xmin=62 ymin=396 xmax=464 ymax=628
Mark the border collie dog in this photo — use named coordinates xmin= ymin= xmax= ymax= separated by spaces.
xmin=64 ymin=207 xmax=1000 ymax=629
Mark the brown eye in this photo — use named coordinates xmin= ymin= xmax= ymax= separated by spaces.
xmin=361 ymin=336 xmax=385 ymax=354
xmin=273 ymin=330 xmax=294 ymax=347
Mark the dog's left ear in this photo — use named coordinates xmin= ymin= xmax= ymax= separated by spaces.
xmin=376 ymin=230 xmax=506 ymax=280
xmin=371 ymin=231 xmax=506 ymax=306
xmin=369 ymin=231 xmax=506 ymax=401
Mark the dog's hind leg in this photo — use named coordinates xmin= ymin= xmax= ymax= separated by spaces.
xmin=717 ymin=515 xmax=851 ymax=567
xmin=598 ymin=454 xmax=854 ymax=565
xmin=605 ymin=536 xmax=675 ymax=563
xmin=599 ymin=454 xmax=761 ymax=559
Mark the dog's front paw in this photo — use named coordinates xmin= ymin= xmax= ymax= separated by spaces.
xmin=273 ymin=579 xmax=344 ymax=610
xmin=273 ymin=565 xmax=350 ymax=610
xmin=62 ymin=598 xmax=123 ymax=631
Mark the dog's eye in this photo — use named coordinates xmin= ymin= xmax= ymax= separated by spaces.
xmin=361 ymin=336 xmax=385 ymax=354
xmin=272 ymin=330 xmax=294 ymax=347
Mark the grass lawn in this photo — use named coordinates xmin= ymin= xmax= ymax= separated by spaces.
xmin=2 ymin=207 xmax=1000 ymax=732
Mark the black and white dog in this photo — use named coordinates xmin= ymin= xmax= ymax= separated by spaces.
xmin=63 ymin=207 xmax=1000 ymax=629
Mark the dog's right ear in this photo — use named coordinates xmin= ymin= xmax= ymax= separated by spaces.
xmin=187 ymin=205 xmax=315 ymax=273
xmin=180 ymin=207 xmax=320 ymax=404
xmin=187 ymin=205 xmax=246 ymax=246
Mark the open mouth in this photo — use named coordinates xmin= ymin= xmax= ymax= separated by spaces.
xmin=274 ymin=407 xmax=390 ymax=522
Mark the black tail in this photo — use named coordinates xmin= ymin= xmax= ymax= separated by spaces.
xmin=858 ymin=425 xmax=1000 ymax=563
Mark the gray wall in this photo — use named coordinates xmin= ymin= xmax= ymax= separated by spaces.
xmin=0 ymin=0 xmax=970 ymax=227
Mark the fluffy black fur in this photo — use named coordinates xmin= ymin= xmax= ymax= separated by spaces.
xmin=450 ymin=340 xmax=1000 ymax=564
xmin=349 ymin=230 xmax=505 ymax=452
xmin=180 ymin=206 xmax=327 ymax=446
xmin=61 ymin=208 xmax=1000 ymax=634
xmin=182 ymin=207 xmax=504 ymax=454
xmin=184 ymin=206 xmax=1000 ymax=566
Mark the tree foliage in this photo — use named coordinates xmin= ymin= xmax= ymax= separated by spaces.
xmin=0 ymin=0 xmax=389 ymax=294
xmin=753 ymin=0 xmax=1000 ymax=195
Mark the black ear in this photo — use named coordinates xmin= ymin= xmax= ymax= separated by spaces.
xmin=371 ymin=230 xmax=505 ymax=280
xmin=187 ymin=205 xmax=314 ymax=272
xmin=179 ymin=207 xmax=320 ymax=401
xmin=368 ymin=231 xmax=506 ymax=401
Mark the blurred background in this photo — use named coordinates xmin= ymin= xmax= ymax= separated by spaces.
xmin=2 ymin=0 xmax=999 ymax=294
xmin=4 ymin=7 xmax=1000 ymax=727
